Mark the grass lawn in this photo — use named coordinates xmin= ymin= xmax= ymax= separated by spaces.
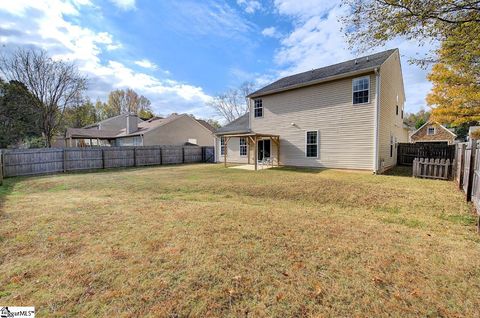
xmin=1 ymin=164 xmax=480 ymax=317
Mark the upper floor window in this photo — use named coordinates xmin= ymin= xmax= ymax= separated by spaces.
xmin=396 ymin=105 xmax=399 ymax=115
xmin=239 ymin=137 xmax=247 ymax=156
xmin=220 ymin=137 xmax=225 ymax=155
xmin=306 ymin=131 xmax=318 ymax=158
xmin=427 ymin=127 xmax=436 ymax=135
xmin=352 ymin=76 xmax=370 ymax=104
xmin=401 ymin=109 xmax=404 ymax=119
xmin=254 ymin=99 xmax=263 ymax=118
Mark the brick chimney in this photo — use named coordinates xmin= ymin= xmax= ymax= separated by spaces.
xmin=126 ymin=113 xmax=138 ymax=134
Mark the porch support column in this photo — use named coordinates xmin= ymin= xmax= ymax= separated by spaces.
xmin=254 ymin=135 xmax=258 ymax=171
xmin=224 ymin=137 xmax=230 ymax=168
xmin=277 ymin=137 xmax=280 ymax=167
xmin=247 ymin=138 xmax=251 ymax=164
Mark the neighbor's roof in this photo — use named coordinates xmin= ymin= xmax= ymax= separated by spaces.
xmin=67 ymin=114 xmax=215 ymax=139
xmin=66 ymin=128 xmax=121 ymax=139
xmin=248 ymin=49 xmax=397 ymax=98
xmin=411 ymin=119 xmax=457 ymax=138
xmin=216 ymin=112 xmax=250 ymax=135
xmin=196 ymin=119 xmax=216 ymax=133
xmin=82 ymin=113 xmax=142 ymax=129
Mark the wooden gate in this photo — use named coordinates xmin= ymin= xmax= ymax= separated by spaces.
xmin=412 ymin=158 xmax=454 ymax=180
xmin=397 ymin=143 xmax=455 ymax=166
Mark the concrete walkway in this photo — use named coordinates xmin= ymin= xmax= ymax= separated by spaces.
xmin=230 ymin=164 xmax=273 ymax=170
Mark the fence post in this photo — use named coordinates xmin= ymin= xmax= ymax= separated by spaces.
xmin=102 ymin=148 xmax=105 ymax=169
xmin=133 ymin=147 xmax=137 ymax=167
xmin=182 ymin=147 xmax=185 ymax=163
xmin=412 ymin=158 xmax=417 ymax=177
xmin=63 ymin=148 xmax=67 ymax=173
xmin=0 ymin=151 xmax=3 ymax=186
xmin=1 ymin=151 xmax=5 ymax=181
xmin=466 ymin=140 xmax=477 ymax=202
xmin=457 ymin=144 xmax=463 ymax=187
xmin=159 ymin=147 xmax=163 ymax=165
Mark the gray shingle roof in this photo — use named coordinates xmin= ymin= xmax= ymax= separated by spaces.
xmin=66 ymin=128 xmax=121 ymax=139
xmin=216 ymin=112 xmax=250 ymax=135
xmin=196 ymin=119 xmax=216 ymax=133
xmin=249 ymin=49 xmax=397 ymax=98
xmin=68 ymin=114 xmax=216 ymax=139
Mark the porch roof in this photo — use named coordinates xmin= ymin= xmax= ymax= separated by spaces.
xmin=222 ymin=133 xmax=280 ymax=171
xmin=220 ymin=132 xmax=280 ymax=138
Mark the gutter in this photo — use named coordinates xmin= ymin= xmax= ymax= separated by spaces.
xmin=374 ymin=67 xmax=381 ymax=174
xmin=248 ymin=67 xmax=377 ymax=99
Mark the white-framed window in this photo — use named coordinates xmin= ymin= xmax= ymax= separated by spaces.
xmin=427 ymin=127 xmax=436 ymax=135
xmin=254 ymin=99 xmax=263 ymax=118
xmin=352 ymin=76 xmax=370 ymax=104
xmin=220 ymin=137 xmax=225 ymax=155
xmin=239 ymin=137 xmax=247 ymax=156
xmin=306 ymin=131 xmax=318 ymax=158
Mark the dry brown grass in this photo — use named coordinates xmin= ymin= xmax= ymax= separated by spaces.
xmin=1 ymin=164 xmax=479 ymax=317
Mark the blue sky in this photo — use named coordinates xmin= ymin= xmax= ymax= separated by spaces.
xmin=0 ymin=0 xmax=434 ymax=122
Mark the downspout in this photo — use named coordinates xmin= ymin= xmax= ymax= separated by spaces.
xmin=374 ymin=67 xmax=381 ymax=174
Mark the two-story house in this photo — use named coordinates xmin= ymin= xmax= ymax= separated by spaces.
xmin=216 ymin=49 xmax=409 ymax=173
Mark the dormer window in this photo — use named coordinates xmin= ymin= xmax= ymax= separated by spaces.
xmin=427 ymin=127 xmax=436 ymax=135
xmin=254 ymin=99 xmax=263 ymax=118
xmin=352 ymin=76 xmax=369 ymax=104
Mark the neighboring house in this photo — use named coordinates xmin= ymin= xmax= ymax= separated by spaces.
xmin=410 ymin=120 xmax=457 ymax=145
xmin=216 ymin=48 xmax=409 ymax=173
xmin=65 ymin=113 xmax=215 ymax=147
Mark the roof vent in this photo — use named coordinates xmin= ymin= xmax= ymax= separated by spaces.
xmin=366 ymin=56 xmax=370 ymax=62
xmin=354 ymin=59 xmax=358 ymax=64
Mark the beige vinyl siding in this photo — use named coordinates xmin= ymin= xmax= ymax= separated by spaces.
xmin=143 ymin=115 xmax=214 ymax=146
xmin=250 ymin=74 xmax=376 ymax=170
xmin=378 ymin=50 xmax=407 ymax=171
xmin=216 ymin=137 xmax=249 ymax=163
xmin=401 ymin=127 xmax=410 ymax=143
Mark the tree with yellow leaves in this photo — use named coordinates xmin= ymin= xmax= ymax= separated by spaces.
xmin=428 ymin=22 xmax=480 ymax=125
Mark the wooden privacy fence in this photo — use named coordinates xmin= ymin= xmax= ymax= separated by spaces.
xmin=0 ymin=153 xmax=3 ymax=186
xmin=455 ymin=140 xmax=480 ymax=231
xmin=0 ymin=145 xmax=215 ymax=178
xmin=397 ymin=142 xmax=455 ymax=166
xmin=412 ymin=158 xmax=454 ymax=180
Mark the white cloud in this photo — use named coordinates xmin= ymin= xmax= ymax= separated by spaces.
xmin=134 ymin=59 xmax=158 ymax=70
xmin=0 ymin=0 xmax=215 ymax=118
xmin=274 ymin=0 xmax=335 ymax=18
xmin=261 ymin=27 xmax=281 ymax=38
xmin=237 ymin=0 xmax=261 ymax=14
xmin=170 ymin=1 xmax=253 ymax=39
xmin=108 ymin=0 xmax=135 ymax=11
xmin=270 ymin=0 xmax=436 ymax=112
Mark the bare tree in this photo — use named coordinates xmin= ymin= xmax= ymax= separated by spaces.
xmin=0 ymin=48 xmax=87 ymax=147
xmin=209 ymin=81 xmax=257 ymax=123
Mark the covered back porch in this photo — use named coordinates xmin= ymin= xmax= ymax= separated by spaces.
xmin=222 ymin=133 xmax=280 ymax=171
